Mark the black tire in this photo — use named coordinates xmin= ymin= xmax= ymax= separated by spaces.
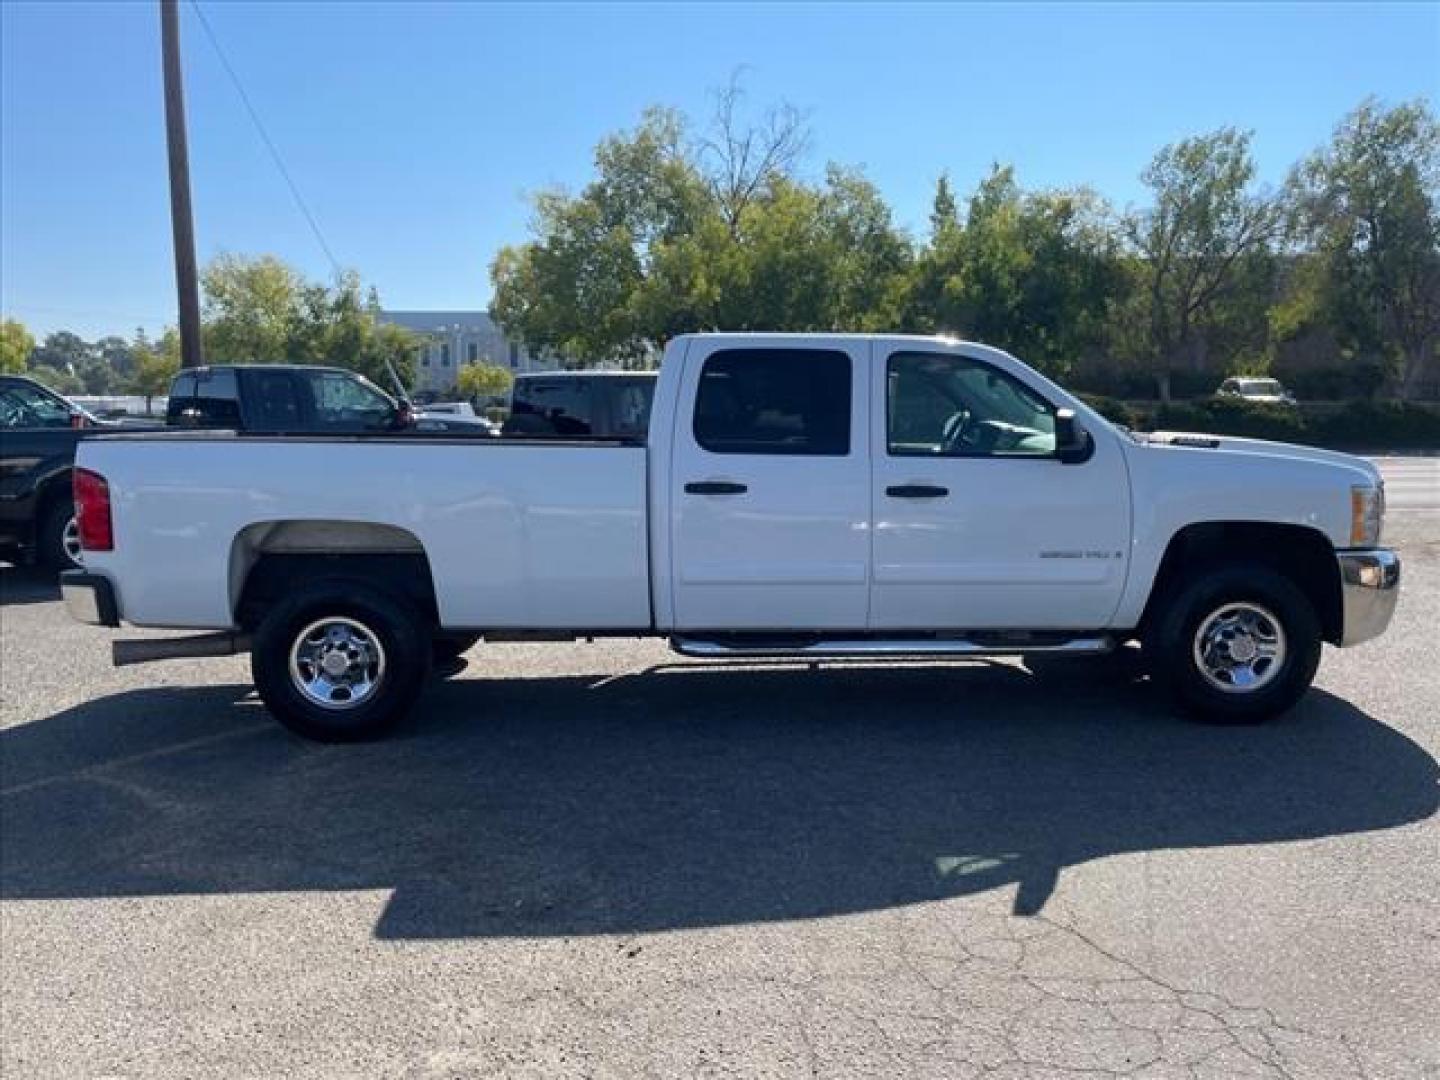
xmin=38 ymin=497 xmax=81 ymax=571
xmin=251 ymin=581 xmax=431 ymax=742
xmin=1151 ymin=563 xmax=1322 ymax=725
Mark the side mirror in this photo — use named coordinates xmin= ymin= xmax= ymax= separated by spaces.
xmin=1055 ymin=408 xmax=1092 ymax=465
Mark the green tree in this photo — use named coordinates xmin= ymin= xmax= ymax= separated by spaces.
xmin=456 ymin=361 xmax=514 ymax=400
xmin=94 ymin=334 xmax=136 ymax=377
xmin=30 ymin=330 xmax=91 ymax=371
xmin=929 ymin=173 xmax=959 ymax=238
xmin=1285 ymin=98 xmax=1440 ymax=399
xmin=129 ymin=330 xmax=181 ymax=413
xmin=0 ymin=319 xmax=33 ymax=374
xmin=76 ymin=357 xmax=121 ymax=394
xmin=493 ymin=95 xmax=913 ymax=361
xmin=200 ymin=254 xmax=418 ymax=386
xmin=907 ymin=165 xmax=1120 ymax=377
xmin=1125 ymin=128 xmax=1279 ymax=400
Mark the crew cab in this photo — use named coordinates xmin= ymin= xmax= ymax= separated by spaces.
xmin=62 ymin=334 xmax=1399 ymax=740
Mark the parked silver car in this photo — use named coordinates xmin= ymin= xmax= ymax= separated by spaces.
xmin=1217 ymin=377 xmax=1297 ymax=406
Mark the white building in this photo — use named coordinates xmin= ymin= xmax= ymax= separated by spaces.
xmin=379 ymin=310 xmax=559 ymax=395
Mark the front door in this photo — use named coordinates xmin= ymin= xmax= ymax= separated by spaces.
xmin=670 ymin=340 xmax=870 ymax=630
xmin=870 ymin=346 xmax=1131 ymax=630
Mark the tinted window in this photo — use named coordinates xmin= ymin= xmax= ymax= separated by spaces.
xmin=506 ymin=379 xmax=595 ymax=437
xmin=608 ymin=378 xmax=656 ymax=439
xmin=247 ymin=372 xmax=305 ymax=431
xmin=304 ymin=371 xmax=395 ymax=431
xmin=887 ymin=352 xmax=1055 ymax=458
xmin=693 ymin=349 xmax=850 ymax=456
xmin=0 ymin=382 xmax=73 ymax=428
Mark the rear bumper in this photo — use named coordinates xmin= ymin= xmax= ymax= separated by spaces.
xmin=1336 ymin=548 xmax=1400 ymax=647
xmin=60 ymin=570 xmax=120 ymax=628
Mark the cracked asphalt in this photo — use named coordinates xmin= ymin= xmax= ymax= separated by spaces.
xmin=2 ymin=493 xmax=1438 ymax=1077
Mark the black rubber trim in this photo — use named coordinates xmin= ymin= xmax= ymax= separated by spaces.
xmin=61 ymin=570 xmax=120 ymax=627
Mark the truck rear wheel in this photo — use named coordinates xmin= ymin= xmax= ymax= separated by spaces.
xmin=252 ymin=582 xmax=430 ymax=741
xmin=1152 ymin=563 xmax=1321 ymax=724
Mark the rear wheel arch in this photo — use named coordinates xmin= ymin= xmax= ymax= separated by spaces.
xmin=1139 ymin=521 xmax=1343 ymax=646
xmin=228 ymin=521 xmax=440 ymax=632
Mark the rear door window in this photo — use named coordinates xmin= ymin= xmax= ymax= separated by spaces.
xmin=246 ymin=371 xmax=308 ymax=432
xmin=692 ymin=349 xmax=851 ymax=456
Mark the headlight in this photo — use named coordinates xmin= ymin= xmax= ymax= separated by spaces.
xmin=1350 ymin=483 xmax=1384 ymax=547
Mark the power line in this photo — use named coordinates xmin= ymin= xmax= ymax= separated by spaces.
xmin=188 ymin=0 xmax=342 ymax=277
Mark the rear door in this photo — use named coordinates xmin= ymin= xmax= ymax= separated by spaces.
xmin=669 ymin=340 xmax=870 ymax=629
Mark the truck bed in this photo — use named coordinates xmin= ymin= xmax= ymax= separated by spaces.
xmin=82 ymin=435 xmax=651 ymax=630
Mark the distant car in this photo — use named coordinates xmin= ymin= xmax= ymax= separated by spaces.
xmin=418 ymin=401 xmax=499 ymax=436
xmin=1217 ymin=377 xmax=1297 ymax=406
xmin=502 ymin=371 xmax=658 ymax=439
xmin=0 ymin=375 xmax=143 ymax=568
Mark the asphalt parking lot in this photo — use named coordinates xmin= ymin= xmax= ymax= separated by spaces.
xmin=2 ymin=462 xmax=1437 ymax=1079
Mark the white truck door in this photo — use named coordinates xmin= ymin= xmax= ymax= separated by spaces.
xmin=670 ymin=340 xmax=871 ymax=629
xmin=870 ymin=344 xmax=1131 ymax=629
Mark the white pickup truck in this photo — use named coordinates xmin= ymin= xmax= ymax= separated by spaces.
xmin=62 ymin=333 xmax=1399 ymax=740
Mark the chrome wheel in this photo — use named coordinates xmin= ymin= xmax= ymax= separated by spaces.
xmin=288 ymin=616 xmax=386 ymax=710
xmin=61 ymin=516 xmax=83 ymax=566
xmin=1192 ymin=602 xmax=1287 ymax=694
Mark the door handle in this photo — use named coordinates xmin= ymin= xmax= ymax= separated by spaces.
xmin=685 ymin=480 xmax=748 ymax=495
xmin=886 ymin=484 xmax=949 ymax=499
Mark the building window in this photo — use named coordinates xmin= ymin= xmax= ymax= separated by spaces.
xmin=421 ymin=345 xmax=430 ymax=366
xmin=441 ymin=344 xmax=451 ymax=366
xmin=467 ymin=342 xmax=479 ymax=364
xmin=508 ymin=342 xmax=520 ymax=368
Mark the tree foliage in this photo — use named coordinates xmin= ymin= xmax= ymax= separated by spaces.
xmin=201 ymin=255 xmax=419 ymax=385
xmin=0 ymin=319 xmax=33 ymax=374
xmin=456 ymin=361 xmax=514 ymax=400
xmin=907 ymin=166 xmax=1121 ymax=377
xmin=130 ymin=329 xmax=181 ymax=410
xmin=1286 ymin=98 xmax=1440 ymax=398
xmin=1123 ymin=128 xmax=1280 ymax=400
xmin=491 ymin=85 xmax=914 ymax=362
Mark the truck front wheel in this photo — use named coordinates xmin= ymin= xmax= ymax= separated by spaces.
xmin=1152 ymin=563 xmax=1322 ymax=724
xmin=252 ymin=582 xmax=430 ymax=741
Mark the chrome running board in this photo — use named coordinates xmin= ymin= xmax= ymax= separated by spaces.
xmin=669 ymin=635 xmax=1115 ymax=659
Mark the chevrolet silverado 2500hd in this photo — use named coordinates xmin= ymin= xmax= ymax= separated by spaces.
xmin=61 ymin=334 xmax=1400 ymax=740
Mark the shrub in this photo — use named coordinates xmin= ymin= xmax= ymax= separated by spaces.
xmin=1313 ymin=401 xmax=1440 ymax=448
xmin=1076 ymin=393 xmax=1138 ymax=428
xmin=1151 ymin=398 xmax=1307 ymax=441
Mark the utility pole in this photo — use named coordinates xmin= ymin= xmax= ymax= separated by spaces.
xmin=160 ymin=0 xmax=203 ymax=368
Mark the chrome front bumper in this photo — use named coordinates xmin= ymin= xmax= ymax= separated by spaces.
xmin=1337 ymin=548 xmax=1400 ymax=647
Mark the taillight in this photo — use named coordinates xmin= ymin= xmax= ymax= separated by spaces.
xmin=73 ymin=468 xmax=113 ymax=551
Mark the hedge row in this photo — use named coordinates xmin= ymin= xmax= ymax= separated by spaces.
xmin=1076 ymin=394 xmax=1440 ymax=450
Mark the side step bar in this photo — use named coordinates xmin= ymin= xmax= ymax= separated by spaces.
xmin=669 ymin=635 xmax=1115 ymax=659
xmin=113 ymin=632 xmax=251 ymax=667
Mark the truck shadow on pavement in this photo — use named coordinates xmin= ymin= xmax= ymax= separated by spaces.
xmin=3 ymin=661 xmax=1436 ymax=938
xmin=0 ymin=565 xmax=60 ymax=607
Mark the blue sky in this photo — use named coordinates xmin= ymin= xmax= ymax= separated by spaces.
xmin=2 ymin=1 xmax=1437 ymax=340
